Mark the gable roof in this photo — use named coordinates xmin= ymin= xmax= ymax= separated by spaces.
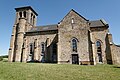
xmin=59 ymin=9 xmax=89 ymax=24
xmin=71 ymin=9 xmax=88 ymax=21
xmin=89 ymin=19 xmax=109 ymax=28
xmin=27 ymin=19 xmax=109 ymax=33
xmin=26 ymin=9 xmax=109 ymax=33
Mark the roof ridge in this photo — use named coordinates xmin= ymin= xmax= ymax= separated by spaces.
xmin=89 ymin=19 xmax=101 ymax=22
xmin=37 ymin=24 xmax=58 ymax=27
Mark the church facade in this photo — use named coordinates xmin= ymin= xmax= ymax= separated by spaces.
xmin=8 ymin=6 xmax=120 ymax=65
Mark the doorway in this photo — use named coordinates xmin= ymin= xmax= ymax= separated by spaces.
xmin=72 ymin=54 xmax=79 ymax=64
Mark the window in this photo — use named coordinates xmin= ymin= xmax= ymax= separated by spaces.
xmin=72 ymin=38 xmax=77 ymax=52
xmin=41 ymin=42 xmax=45 ymax=53
xmin=23 ymin=11 xmax=26 ymax=18
xmin=33 ymin=15 xmax=35 ymax=25
xmin=30 ymin=43 xmax=33 ymax=55
xmin=96 ymin=41 xmax=102 ymax=62
xmin=28 ymin=43 xmax=34 ymax=61
xmin=19 ymin=12 xmax=22 ymax=18
xmin=33 ymin=15 xmax=35 ymax=18
xmin=30 ymin=13 xmax=33 ymax=24
xmin=71 ymin=18 xmax=74 ymax=29
xmin=71 ymin=18 xmax=74 ymax=24
xmin=96 ymin=41 xmax=101 ymax=47
xmin=96 ymin=41 xmax=101 ymax=53
xmin=34 ymin=39 xmax=37 ymax=48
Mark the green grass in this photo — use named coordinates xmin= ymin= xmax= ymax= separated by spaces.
xmin=0 ymin=62 xmax=120 ymax=80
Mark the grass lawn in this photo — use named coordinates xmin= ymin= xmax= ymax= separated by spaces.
xmin=0 ymin=62 xmax=120 ymax=80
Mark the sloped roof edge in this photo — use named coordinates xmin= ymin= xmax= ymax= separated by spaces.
xmin=89 ymin=19 xmax=109 ymax=28
xmin=59 ymin=9 xmax=89 ymax=24
xmin=15 ymin=6 xmax=38 ymax=16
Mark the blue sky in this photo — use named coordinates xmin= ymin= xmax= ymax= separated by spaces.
xmin=0 ymin=0 xmax=120 ymax=55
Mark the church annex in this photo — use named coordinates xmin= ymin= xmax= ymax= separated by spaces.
xmin=8 ymin=6 xmax=120 ymax=65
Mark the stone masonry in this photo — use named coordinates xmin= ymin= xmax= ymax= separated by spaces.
xmin=8 ymin=6 xmax=120 ymax=65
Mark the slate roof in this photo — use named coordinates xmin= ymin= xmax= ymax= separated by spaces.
xmin=27 ymin=24 xmax=58 ymax=32
xmin=25 ymin=8 xmax=109 ymax=33
xmin=27 ymin=20 xmax=108 ymax=33
xmin=15 ymin=6 xmax=38 ymax=16
xmin=90 ymin=19 xmax=108 ymax=28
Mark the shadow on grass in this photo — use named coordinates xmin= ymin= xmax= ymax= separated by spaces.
xmin=113 ymin=65 xmax=120 ymax=68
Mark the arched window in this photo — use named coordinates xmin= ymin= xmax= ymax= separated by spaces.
xmin=41 ymin=42 xmax=45 ymax=54
xmin=23 ymin=11 xmax=26 ymax=18
xmin=29 ymin=43 xmax=34 ymax=61
xmin=96 ymin=41 xmax=102 ymax=62
xmin=19 ymin=12 xmax=22 ymax=18
xmin=40 ymin=42 xmax=45 ymax=62
xmin=96 ymin=41 xmax=101 ymax=47
xmin=34 ymin=39 xmax=37 ymax=48
xmin=72 ymin=38 xmax=77 ymax=52
xmin=30 ymin=43 xmax=33 ymax=55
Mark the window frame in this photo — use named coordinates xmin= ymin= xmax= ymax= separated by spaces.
xmin=71 ymin=38 xmax=78 ymax=52
xmin=96 ymin=40 xmax=103 ymax=62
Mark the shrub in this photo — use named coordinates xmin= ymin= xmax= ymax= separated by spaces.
xmin=2 ymin=55 xmax=8 ymax=58
xmin=0 ymin=56 xmax=3 ymax=61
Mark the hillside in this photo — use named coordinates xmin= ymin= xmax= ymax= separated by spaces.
xmin=0 ymin=62 xmax=120 ymax=80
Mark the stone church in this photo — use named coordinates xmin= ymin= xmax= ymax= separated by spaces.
xmin=8 ymin=6 xmax=120 ymax=65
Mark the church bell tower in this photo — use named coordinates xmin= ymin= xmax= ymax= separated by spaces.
xmin=8 ymin=6 xmax=38 ymax=62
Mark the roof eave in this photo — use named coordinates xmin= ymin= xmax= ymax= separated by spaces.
xmin=15 ymin=6 xmax=38 ymax=16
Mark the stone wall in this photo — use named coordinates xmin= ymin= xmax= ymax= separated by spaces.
xmin=58 ymin=10 xmax=90 ymax=64
xmin=90 ymin=27 xmax=109 ymax=64
xmin=8 ymin=6 xmax=120 ymax=65
xmin=110 ymin=44 xmax=120 ymax=65
xmin=24 ymin=32 xmax=57 ymax=62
